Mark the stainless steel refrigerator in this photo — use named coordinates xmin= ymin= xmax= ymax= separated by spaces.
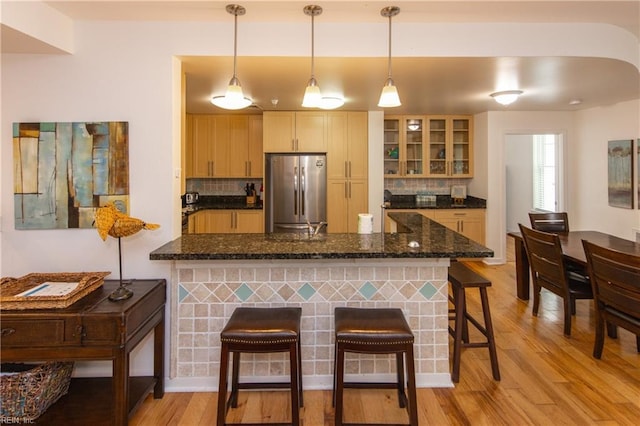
xmin=265 ymin=153 xmax=327 ymax=233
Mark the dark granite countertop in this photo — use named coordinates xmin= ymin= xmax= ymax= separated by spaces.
xmin=151 ymin=212 xmax=493 ymax=261
xmin=385 ymin=195 xmax=486 ymax=209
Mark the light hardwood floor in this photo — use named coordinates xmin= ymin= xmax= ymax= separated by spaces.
xmin=130 ymin=241 xmax=640 ymax=425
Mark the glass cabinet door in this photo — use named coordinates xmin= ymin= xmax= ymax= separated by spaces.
xmin=427 ymin=117 xmax=447 ymax=176
xmin=404 ymin=117 xmax=425 ymax=176
xmin=451 ymin=117 xmax=471 ymax=176
xmin=383 ymin=117 xmax=400 ymax=176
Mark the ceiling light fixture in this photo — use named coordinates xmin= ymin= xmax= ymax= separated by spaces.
xmin=211 ymin=4 xmax=252 ymax=110
xmin=378 ymin=6 xmax=401 ymax=108
xmin=318 ymin=96 xmax=345 ymax=110
xmin=302 ymin=5 xmax=323 ymax=108
xmin=490 ymin=90 xmax=523 ymax=106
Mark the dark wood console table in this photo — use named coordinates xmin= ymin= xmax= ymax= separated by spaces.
xmin=0 ymin=279 xmax=166 ymax=425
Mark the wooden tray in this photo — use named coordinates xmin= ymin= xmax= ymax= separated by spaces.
xmin=0 ymin=272 xmax=110 ymax=310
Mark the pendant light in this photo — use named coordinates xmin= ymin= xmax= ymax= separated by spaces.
xmin=211 ymin=4 xmax=252 ymax=110
xmin=378 ymin=6 xmax=401 ymax=108
xmin=302 ymin=5 xmax=323 ymax=108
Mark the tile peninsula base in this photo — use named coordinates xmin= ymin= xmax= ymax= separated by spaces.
xmin=169 ymin=258 xmax=453 ymax=390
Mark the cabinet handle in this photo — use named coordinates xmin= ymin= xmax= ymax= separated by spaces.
xmin=348 ymin=181 xmax=352 ymax=199
xmin=1 ymin=328 xmax=16 ymax=336
xmin=344 ymin=161 xmax=348 ymax=178
xmin=348 ymin=161 xmax=352 ymax=178
xmin=461 ymin=220 xmax=464 ymax=233
xmin=344 ymin=182 xmax=348 ymax=198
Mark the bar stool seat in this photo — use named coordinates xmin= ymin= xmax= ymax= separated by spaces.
xmin=448 ymin=262 xmax=500 ymax=383
xmin=333 ymin=307 xmax=418 ymax=426
xmin=217 ymin=307 xmax=303 ymax=426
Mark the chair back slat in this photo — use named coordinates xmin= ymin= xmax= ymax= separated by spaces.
xmin=584 ymin=242 xmax=640 ymax=319
xmin=519 ymin=224 xmax=568 ymax=295
xmin=529 ymin=212 xmax=570 ymax=233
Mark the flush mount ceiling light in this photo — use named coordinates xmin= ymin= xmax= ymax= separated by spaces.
xmin=211 ymin=4 xmax=252 ymax=110
xmin=318 ymin=96 xmax=345 ymax=110
xmin=302 ymin=5 xmax=323 ymax=108
xmin=378 ymin=6 xmax=401 ymax=108
xmin=490 ymin=90 xmax=523 ymax=106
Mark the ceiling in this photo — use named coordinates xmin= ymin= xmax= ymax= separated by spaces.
xmin=4 ymin=1 xmax=640 ymax=114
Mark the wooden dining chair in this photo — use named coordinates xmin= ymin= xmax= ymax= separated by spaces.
xmin=518 ymin=224 xmax=593 ymax=336
xmin=582 ymin=240 xmax=640 ymax=359
xmin=529 ymin=212 xmax=570 ymax=233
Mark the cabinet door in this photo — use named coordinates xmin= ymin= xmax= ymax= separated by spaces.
xmin=236 ymin=210 xmax=264 ymax=233
xmin=193 ymin=210 xmax=233 ymax=233
xmin=403 ymin=116 xmax=426 ymax=176
xmin=426 ymin=116 xmax=448 ymax=177
xmin=327 ymin=112 xmax=348 ymax=180
xmin=263 ymin=112 xmax=295 ymax=152
xmin=347 ymin=180 xmax=369 ymax=233
xmin=296 ymin=111 xmax=327 ymax=152
xmin=383 ymin=116 xmax=401 ymax=176
xmin=226 ymin=116 xmax=249 ymax=177
xmin=433 ymin=209 xmax=485 ymax=244
xmin=348 ymin=112 xmax=368 ymax=180
xmin=327 ymin=180 xmax=348 ymax=233
xmin=248 ymin=116 xmax=263 ymax=177
xmin=210 ymin=116 xmax=231 ymax=177
xmin=450 ymin=116 xmax=473 ymax=177
xmin=189 ymin=115 xmax=214 ymax=177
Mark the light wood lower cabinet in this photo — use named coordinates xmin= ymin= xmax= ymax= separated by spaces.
xmin=189 ymin=210 xmax=264 ymax=234
xmin=433 ymin=209 xmax=485 ymax=244
xmin=327 ymin=180 xmax=368 ymax=233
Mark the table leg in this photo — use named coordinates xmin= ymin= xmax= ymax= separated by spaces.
xmin=513 ymin=237 xmax=530 ymax=300
xmin=113 ymin=348 xmax=130 ymax=426
xmin=154 ymin=311 xmax=165 ymax=398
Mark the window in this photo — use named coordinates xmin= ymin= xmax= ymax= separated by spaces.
xmin=532 ymin=134 xmax=558 ymax=212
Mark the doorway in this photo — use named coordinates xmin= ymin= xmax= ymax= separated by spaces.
xmin=505 ymin=133 xmax=564 ymax=233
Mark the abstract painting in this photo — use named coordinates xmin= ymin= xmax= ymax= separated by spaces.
xmin=607 ymin=139 xmax=633 ymax=209
xmin=13 ymin=122 xmax=129 ymax=229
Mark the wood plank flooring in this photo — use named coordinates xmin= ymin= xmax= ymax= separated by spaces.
xmin=130 ymin=241 xmax=639 ymax=425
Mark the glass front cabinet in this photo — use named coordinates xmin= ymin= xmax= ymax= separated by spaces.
xmin=427 ymin=115 xmax=473 ymax=178
xmin=385 ymin=115 xmax=472 ymax=178
xmin=383 ymin=116 xmax=427 ymax=177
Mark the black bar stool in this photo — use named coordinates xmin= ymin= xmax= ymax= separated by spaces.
xmin=333 ymin=307 xmax=418 ymax=426
xmin=448 ymin=262 xmax=500 ymax=382
xmin=217 ymin=307 xmax=303 ymax=426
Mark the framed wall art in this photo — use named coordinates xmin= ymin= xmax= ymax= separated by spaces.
xmin=13 ymin=122 xmax=129 ymax=230
xmin=607 ymin=139 xmax=633 ymax=209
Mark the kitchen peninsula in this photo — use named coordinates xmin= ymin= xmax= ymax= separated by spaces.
xmin=150 ymin=212 xmax=492 ymax=389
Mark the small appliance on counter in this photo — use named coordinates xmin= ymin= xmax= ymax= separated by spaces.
xmin=184 ymin=191 xmax=199 ymax=205
xmin=450 ymin=185 xmax=467 ymax=205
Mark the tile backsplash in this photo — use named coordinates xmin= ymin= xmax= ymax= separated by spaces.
xmin=187 ymin=178 xmax=262 ymax=196
xmin=384 ymin=178 xmax=471 ymax=195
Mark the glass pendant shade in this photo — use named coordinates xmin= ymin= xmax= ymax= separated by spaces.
xmin=211 ymin=4 xmax=252 ymax=110
xmin=302 ymin=77 xmax=321 ymax=107
xmin=490 ymin=90 xmax=523 ymax=105
xmin=378 ymin=78 xmax=401 ymax=107
xmin=211 ymin=76 xmax=252 ymax=109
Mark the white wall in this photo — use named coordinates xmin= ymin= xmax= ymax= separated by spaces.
xmin=505 ymin=134 xmax=534 ymax=233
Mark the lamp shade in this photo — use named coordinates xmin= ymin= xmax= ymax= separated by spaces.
xmin=302 ymin=78 xmax=321 ymax=107
xmin=211 ymin=79 xmax=252 ymax=110
xmin=490 ymin=90 xmax=523 ymax=105
xmin=378 ymin=78 xmax=401 ymax=107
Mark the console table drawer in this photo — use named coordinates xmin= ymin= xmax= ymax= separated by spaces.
xmin=1 ymin=318 xmax=81 ymax=347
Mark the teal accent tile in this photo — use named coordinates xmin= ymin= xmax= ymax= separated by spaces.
xmin=359 ymin=281 xmax=377 ymax=300
xmin=235 ymin=283 xmax=253 ymax=301
xmin=178 ymin=285 xmax=189 ymax=303
xmin=298 ymin=282 xmax=316 ymax=300
xmin=419 ymin=282 xmax=437 ymax=299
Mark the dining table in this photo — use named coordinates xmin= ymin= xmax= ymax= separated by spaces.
xmin=507 ymin=230 xmax=640 ymax=300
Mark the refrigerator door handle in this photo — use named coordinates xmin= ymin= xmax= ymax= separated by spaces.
xmin=293 ymin=166 xmax=298 ymax=215
xmin=301 ymin=166 xmax=306 ymax=216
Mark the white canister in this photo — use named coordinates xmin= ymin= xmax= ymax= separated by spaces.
xmin=357 ymin=213 xmax=374 ymax=234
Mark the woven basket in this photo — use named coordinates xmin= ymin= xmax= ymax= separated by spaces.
xmin=0 ymin=272 xmax=110 ymax=310
xmin=0 ymin=362 xmax=74 ymax=421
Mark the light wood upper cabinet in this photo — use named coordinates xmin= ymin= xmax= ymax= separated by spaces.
xmin=426 ymin=115 xmax=473 ymax=177
xmin=186 ymin=114 xmax=262 ymax=178
xmin=383 ymin=115 xmax=427 ymax=177
xmin=327 ymin=112 xmax=368 ymax=233
xmin=263 ymin=111 xmax=327 ymax=152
